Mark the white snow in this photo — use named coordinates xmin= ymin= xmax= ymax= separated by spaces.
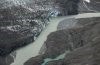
xmin=84 ymin=0 xmax=90 ymax=3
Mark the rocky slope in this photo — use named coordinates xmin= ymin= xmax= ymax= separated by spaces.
xmin=0 ymin=0 xmax=50 ymax=56
xmin=24 ymin=55 xmax=45 ymax=65
xmin=46 ymin=36 xmax=100 ymax=65
xmin=45 ymin=17 xmax=100 ymax=65
xmin=0 ymin=0 xmax=81 ymax=56
xmin=0 ymin=51 xmax=16 ymax=65
xmin=0 ymin=0 xmax=100 ymax=65
xmin=0 ymin=0 xmax=80 ymax=65
xmin=24 ymin=17 xmax=100 ymax=65
xmin=78 ymin=0 xmax=100 ymax=13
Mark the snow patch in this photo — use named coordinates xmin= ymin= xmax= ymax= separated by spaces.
xmin=84 ymin=0 xmax=90 ymax=3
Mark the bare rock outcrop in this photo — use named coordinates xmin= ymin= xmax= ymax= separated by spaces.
xmin=24 ymin=17 xmax=100 ymax=65
xmin=24 ymin=55 xmax=45 ymax=65
xmin=45 ymin=17 xmax=100 ymax=65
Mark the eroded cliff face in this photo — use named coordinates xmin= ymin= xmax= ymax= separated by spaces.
xmin=0 ymin=0 xmax=81 ymax=56
xmin=24 ymin=17 xmax=100 ymax=65
xmin=0 ymin=0 xmax=100 ymax=65
xmin=46 ymin=37 xmax=100 ymax=65
xmin=0 ymin=1 xmax=81 ymax=65
xmin=0 ymin=0 xmax=100 ymax=57
xmin=42 ymin=17 xmax=100 ymax=58
xmin=46 ymin=17 xmax=100 ymax=65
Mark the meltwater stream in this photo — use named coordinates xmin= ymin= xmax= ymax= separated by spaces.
xmin=10 ymin=16 xmax=70 ymax=65
xmin=41 ymin=51 xmax=70 ymax=65
xmin=11 ymin=13 xmax=100 ymax=65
